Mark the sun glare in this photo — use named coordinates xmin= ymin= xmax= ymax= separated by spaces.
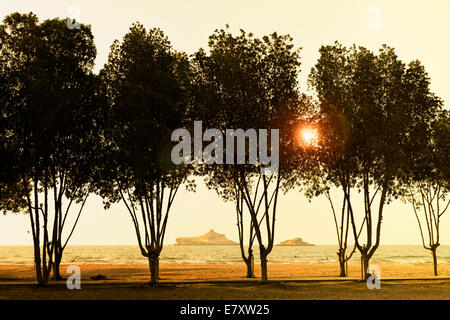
xmin=298 ymin=127 xmax=318 ymax=147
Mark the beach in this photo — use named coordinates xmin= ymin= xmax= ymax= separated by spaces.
xmin=1 ymin=263 xmax=450 ymax=299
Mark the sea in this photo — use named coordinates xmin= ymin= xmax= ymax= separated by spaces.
xmin=0 ymin=245 xmax=449 ymax=265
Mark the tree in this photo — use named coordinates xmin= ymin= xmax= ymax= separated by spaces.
xmin=307 ymin=43 xmax=369 ymax=278
xmin=309 ymin=42 xmax=443 ymax=279
xmin=403 ymin=110 xmax=449 ymax=276
xmin=0 ymin=12 xmax=99 ymax=285
xmin=192 ymin=27 xmax=303 ymax=283
xmin=97 ymin=23 xmax=193 ymax=285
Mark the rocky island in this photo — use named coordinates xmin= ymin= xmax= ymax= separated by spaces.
xmin=277 ymin=237 xmax=314 ymax=246
xmin=175 ymin=229 xmax=239 ymax=246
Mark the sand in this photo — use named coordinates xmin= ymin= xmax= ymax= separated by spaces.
xmin=1 ymin=263 xmax=450 ymax=299
xmin=2 ymin=263 xmax=450 ymax=281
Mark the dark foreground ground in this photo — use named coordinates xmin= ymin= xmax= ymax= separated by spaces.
xmin=1 ymin=279 xmax=450 ymax=300
xmin=1 ymin=263 xmax=450 ymax=299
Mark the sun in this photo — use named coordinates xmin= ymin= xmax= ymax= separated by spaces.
xmin=298 ymin=126 xmax=319 ymax=147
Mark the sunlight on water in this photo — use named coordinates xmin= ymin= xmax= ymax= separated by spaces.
xmin=1 ymin=245 xmax=449 ymax=265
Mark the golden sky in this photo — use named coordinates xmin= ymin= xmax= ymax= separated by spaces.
xmin=0 ymin=0 xmax=449 ymax=245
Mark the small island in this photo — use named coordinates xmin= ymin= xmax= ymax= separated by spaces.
xmin=175 ymin=229 xmax=239 ymax=246
xmin=277 ymin=237 xmax=314 ymax=246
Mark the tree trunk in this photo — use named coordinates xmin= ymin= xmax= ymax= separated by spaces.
xmin=245 ymin=250 xmax=255 ymax=278
xmin=260 ymin=251 xmax=268 ymax=283
xmin=361 ymin=252 xmax=370 ymax=280
xmin=33 ymin=248 xmax=43 ymax=286
xmin=431 ymin=248 xmax=438 ymax=276
xmin=338 ymin=258 xmax=346 ymax=277
xmin=53 ymin=252 xmax=64 ymax=280
xmin=346 ymin=260 xmax=349 ymax=277
xmin=42 ymin=270 xmax=50 ymax=287
xmin=148 ymin=252 xmax=160 ymax=285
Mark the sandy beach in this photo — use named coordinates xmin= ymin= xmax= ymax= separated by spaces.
xmin=1 ymin=263 xmax=450 ymax=299
xmin=2 ymin=263 xmax=450 ymax=282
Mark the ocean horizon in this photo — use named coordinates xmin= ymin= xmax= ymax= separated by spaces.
xmin=1 ymin=245 xmax=449 ymax=266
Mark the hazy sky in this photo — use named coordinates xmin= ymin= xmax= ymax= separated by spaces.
xmin=0 ymin=0 xmax=449 ymax=246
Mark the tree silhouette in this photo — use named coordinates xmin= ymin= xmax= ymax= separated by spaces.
xmin=0 ymin=12 xmax=99 ymax=285
xmin=403 ymin=110 xmax=449 ymax=275
xmin=192 ymin=27 xmax=302 ymax=283
xmin=97 ymin=23 xmax=193 ymax=285
xmin=309 ymin=42 xmax=443 ymax=279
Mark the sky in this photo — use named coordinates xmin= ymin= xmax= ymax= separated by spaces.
xmin=0 ymin=0 xmax=449 ymax=246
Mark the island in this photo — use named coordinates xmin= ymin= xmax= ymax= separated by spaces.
xmin=276 ymin=237 xmax=314 ymax=246
xmin=175 ymin=229 xmax=239 ymax=246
